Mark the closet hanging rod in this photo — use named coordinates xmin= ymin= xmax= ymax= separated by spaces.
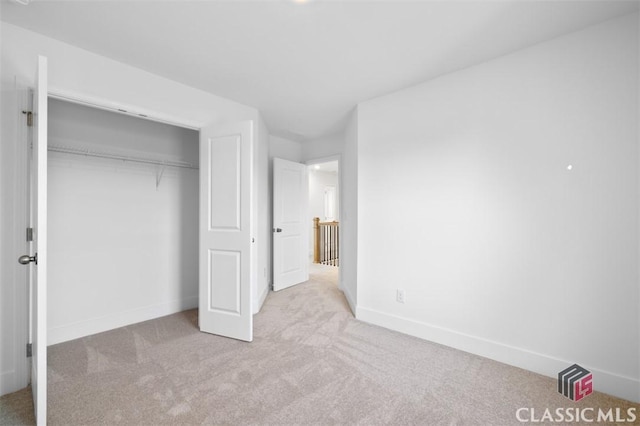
xmin=48 ymin=145 xmax=198 ymax=170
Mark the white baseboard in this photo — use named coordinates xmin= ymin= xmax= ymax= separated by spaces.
xmin=341 ymin=286 xmax=356 ymax=317
xmin=0 ymin=370 xmax=21 ymax=397
xmin=253 ymin=283 xmax=270 ymax=314
xmin=0 ymin=351 xmax=29 ymax=397
xmin=48 ymin=296 xmax=198 ymax=346
xmin=357 ymin=306 xmax=640 ymax=404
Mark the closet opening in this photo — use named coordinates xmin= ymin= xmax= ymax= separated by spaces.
xmin=47 ymin=97 xmax=200 ymax=345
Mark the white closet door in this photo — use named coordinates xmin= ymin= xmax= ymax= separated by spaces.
xmin=199 ymin=120 xmax=253 ymax=342
xmin=24 ymin=55 xmax=48 ymax=425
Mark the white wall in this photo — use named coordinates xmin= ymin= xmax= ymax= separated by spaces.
xmin=356 ymin=14 xmax=639 ymax=402
xmin=270 ymin=135 xmax=303 ymax=163
xmin=301 ymin=133 xmax=343 ymax=163
xmin=0 ymin=22 xmax=268 ymax=395
xmin=341 ymin=110 xmax=358 ymax=314
xmin=308 ymin=170 xmax=339 ymax=222
xmin=48 ymin=99 xmax=199 ymax=344
xmin=1 ymin=23 xmax=257 ymax=129
xmin=308 ymin=169 xmax=339 ymax=254
xmin=255 ymin=116 xmax=270 ymax=312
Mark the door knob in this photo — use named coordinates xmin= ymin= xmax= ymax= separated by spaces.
xmin=273 ymin=228 xmax=282 ymax=233
xmin=18 ymin=254 xmax=37 ymax=265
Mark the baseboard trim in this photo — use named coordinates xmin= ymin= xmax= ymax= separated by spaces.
xmin=48 ymin=296 xmax=198 ymax=346
xmin=357 ymin=306 xmax=640 ymax=403
xmin=341 ymin=286 xmax=356 ymax=317
xmin=253 ymin=283 xmax=270 ymax=314
xmin=0 ymin=370 xmax=19 ymax=397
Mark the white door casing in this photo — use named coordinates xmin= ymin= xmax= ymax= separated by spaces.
xmin=199 ymin=120 xmax=253 ymax=342
xmin=273 ymin=158 xmax=309 ymax=291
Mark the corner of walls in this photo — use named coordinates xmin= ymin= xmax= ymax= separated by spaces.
xmin=340 ymin=107 xmax=358 ymax=316
xmin=300 ymin=132 xmax=344 ymax=163
xmin=269 ymin=135 xmax=303 ymax=163
xmin=254 ymin=115 xmax=271 ymax=314
xmin=254 ymin=282 xmax=270 ymax=316
xmin=341 ymin=285 xmax=357 ymax=317
xmin=48 ymin=297 xmax=199 ymax=346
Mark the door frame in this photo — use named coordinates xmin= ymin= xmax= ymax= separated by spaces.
xmin=305 ymin=155 xmax=342 ymax=290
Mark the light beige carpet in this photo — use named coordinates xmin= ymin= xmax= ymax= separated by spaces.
xmin=1 ymin=263 xmax=638 ymax=425
xmin=0 ymin=386 xmax=34 ymax=426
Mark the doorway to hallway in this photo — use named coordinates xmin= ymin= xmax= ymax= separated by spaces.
xmin=307 ymin=159 xmax=339 ymax=288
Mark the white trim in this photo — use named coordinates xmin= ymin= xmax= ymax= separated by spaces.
xmin=47 ymin=296 xmax=198 ymax=346
xmin=341 ymin=286 xmax=356 ymax=317
xmin=305 ymin=154 xmax=341 ymax=167
xmin=253 ymin=281 xmax=270 ymax=314
xmin=0 ymin=371 xmax=18 ymax=396
xmin=357 ymin=306 xmax=640 ymax=403
xmin=48 ymin=88 xmax=202 ymax=131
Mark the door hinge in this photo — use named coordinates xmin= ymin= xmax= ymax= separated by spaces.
xmin=26 ymin=343 xmax=32 ymax=358
xmin=22 ymin=111 xmax=33 ymax=127
xmin=26 ymin=227 xmax=33 ymax=242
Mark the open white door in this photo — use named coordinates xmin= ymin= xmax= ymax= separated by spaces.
xmin=199 ymin=121 xmax=253 ymax=342
xmin=273 ymin=158 xmax=309 ymax=291
xmin=17 ymin=56 xmax=48 ymax=425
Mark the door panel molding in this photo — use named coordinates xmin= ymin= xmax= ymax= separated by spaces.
xmin=199 ymin=121 xmax=253 ymax=342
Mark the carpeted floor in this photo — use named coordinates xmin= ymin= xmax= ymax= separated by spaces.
xmin=1 ymin=263 xmax=638 ymax=425
xmin=0 ymin=386 xmax=34 ymax=426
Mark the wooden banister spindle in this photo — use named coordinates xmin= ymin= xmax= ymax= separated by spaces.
xmin=313 ymin=217 xmax=320 ymax=264
xmin=313 ymin=219 xmax=340 ymax=267
xmin=331 ymin=224 xmax=337 ymax=266
xmin=336 ymin=224 xmax=339 ymax=266
xmin=334 ymin=224 xmax=337 ymax=266
xmin=328 ymin=225 xmax=331 ymax=266
xmin=323 ymin=225 xmax=327 ymax=264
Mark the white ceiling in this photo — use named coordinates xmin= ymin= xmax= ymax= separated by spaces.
xmin=1 ymin=0 xmax=637 ymax=141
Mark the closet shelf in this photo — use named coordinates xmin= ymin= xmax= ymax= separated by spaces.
xmin=48 ymin=144 xmax=198 ymax=170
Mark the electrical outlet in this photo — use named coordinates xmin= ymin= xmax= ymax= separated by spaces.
xmin=396 ymin=289 xmax=405 ymax=304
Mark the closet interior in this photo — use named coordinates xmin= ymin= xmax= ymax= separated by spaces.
xmin=47 ymin=98 xmax=200 ymax=345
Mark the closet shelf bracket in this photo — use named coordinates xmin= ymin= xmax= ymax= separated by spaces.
xmin=156 ymin=165 xmax=166 ymax=189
